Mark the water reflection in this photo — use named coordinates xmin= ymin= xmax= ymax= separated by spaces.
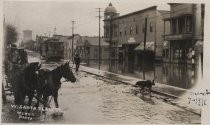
xmin=83 ymin=60 xmax=199 ymax=89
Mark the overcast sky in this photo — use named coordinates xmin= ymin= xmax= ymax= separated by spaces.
xmin=4 ymin=0 xmax=170 ymax=41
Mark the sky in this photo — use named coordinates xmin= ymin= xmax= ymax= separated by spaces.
xmin=4 ymin=0 xmax=170 ymax=41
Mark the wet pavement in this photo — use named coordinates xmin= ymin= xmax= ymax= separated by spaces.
xmin=1 ymin=53 xmax=201 ymax=124
xmin=2 ymin=72 xmax=201 ymax=124
xmin=83 ymin=60 xmax=200 ymax=89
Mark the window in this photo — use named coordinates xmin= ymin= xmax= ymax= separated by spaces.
xmin=136 ymin=25 xmax=139 ymax=34
xmin=130 ymin=26 xmax=133 ymax=35
xmin=186 ymin=16 xmax=192 ymax=32
xmin=119 ymin=31 xmax=122 ymax=36
xmin=172 ymin=19 xmax=177 ymax=34
xmin=124 ymin=28 xmax=127 ymax=35
xmin=150 ymin=22 xmax=153 ymax=32
xmin=86 ymin=47 xmax=90 ymax=54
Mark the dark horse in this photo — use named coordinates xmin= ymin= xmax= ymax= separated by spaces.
xmin=13 ymin=62 xmax=41 ymax=106
xmin=38 ymin=62 xmax=76 ymax=108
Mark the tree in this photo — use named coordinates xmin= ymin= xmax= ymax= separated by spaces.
xmin=4 ymin=24 xmax=18 ymax=46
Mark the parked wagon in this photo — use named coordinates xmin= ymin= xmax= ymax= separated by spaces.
xmin=40 ymin=39 xmax=64 ymax=61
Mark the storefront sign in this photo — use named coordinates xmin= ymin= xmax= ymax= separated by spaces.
xmin=128 ymin=37 xmax=136 ymax=43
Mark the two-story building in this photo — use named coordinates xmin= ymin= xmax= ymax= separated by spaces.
xmin=103 ymin=3 xmax=170 ymax=65
xmin=163 ymin=3 xmax=204 ymax=64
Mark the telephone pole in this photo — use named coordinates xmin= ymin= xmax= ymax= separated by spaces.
xmin=96 ymin=8 xmax=102 ymax=70
xmin=72 ymin=20 xmax=75 ymax=61
xmin=142 ymin=17 xmax=148 ymax=80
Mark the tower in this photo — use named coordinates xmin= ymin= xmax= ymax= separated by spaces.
xmin=104 ymin=3 xmax=117 ymax=41
xmin=23 ymin=30 xmax=32 ymax=43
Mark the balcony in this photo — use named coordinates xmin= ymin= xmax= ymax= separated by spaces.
xmin=164 ymin=33 xmax=193 ymax=40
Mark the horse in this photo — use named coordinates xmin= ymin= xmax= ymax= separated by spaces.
xmin=12 ymin=62 xmax=41 ymax=106
xmin=38 ymin=62 xmax=76 ymax=108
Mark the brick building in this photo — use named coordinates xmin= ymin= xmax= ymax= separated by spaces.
xmin=103 ymin=3 xmax=170 ymax=65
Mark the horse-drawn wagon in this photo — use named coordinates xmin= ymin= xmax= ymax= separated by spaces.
xmin=3 ymin=47 xmax=76 ymax=112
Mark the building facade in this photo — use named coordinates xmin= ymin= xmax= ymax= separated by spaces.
xmin=103 ymin=3 xmax=170 ymax=65
xmin=76 ymin=36 xmax=109 ymax=61
xmin=163 ymin=3 xmax=204 ymax=64
xmin=67 ymin=34 xmax=81 ymax=60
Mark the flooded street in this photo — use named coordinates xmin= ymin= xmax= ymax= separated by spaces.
xmin=2 ymin=72 xmax=200 ymax=124
xmin=37 ymin=72 xmax=200 ymax=124
xmin=2 ymin=55 xmax=201 ymax=124
xmin=83 ymin=60 xmax=200 ymax=89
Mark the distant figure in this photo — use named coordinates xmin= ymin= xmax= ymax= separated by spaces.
xmin=74 ymin=53 xmax=81 ymax=72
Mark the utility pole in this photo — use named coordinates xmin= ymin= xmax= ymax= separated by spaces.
xmin=96 ymin=8 xmax=102 ymax=70
xmin=142 ymin=17 xmax=148 ymax=80
xmin=72 ymin=20 xmax=75 ymax=61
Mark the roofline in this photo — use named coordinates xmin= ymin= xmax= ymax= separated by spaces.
xmin=158 ymin=10 xmax=170 ymax=13
xmin=113 ymin=6 xmax=157 ymax=20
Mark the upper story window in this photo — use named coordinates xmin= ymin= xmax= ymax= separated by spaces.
xmin=136 ymin=25 xmax=139 ymax=34
xmin=150 ymin=22 xmax=153 ymax=32
xmin=130 ymin=26 xmax=133 ymax=35
xmin=124 ymin=27 xmax=127 ymax=35
xmin=186 ymin=16 xmax=192 ymax=32
xmin=171 ymin=19 xmax=177 ymax=34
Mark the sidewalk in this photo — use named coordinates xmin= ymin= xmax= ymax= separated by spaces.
xmin=79 ymin=65 xmax=202 ymax=116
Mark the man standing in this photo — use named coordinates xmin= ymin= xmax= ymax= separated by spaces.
xmin=74 ymin=53 xmax=81 ymax=72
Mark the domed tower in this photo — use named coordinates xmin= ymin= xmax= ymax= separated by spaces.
xmin=104 ymin=2 xmax=117 ymax=19
xmin=104 ymin=3 xmax=117 ymax=41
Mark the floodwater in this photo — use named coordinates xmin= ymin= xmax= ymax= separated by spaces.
xmin=2 ymin=55 xmax=201 ymax=124
xmin=83 ymin=60 xmax=200 ymax=89
xmin=2 ymin=72 xmax=200 ymax=124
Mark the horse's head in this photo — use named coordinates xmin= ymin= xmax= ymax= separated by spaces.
xmin=60 ymin=62 xmax=76 ymax=83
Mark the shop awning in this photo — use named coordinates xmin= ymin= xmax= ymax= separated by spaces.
xmin=134 ymin=41 xmax=154 ymax=51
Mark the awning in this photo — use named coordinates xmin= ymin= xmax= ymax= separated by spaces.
xmin=135 ymin=41 xmax=154 ymax=51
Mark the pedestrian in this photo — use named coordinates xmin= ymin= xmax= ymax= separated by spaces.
xmin=74 ymin=53 xmax=81 ymax=72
